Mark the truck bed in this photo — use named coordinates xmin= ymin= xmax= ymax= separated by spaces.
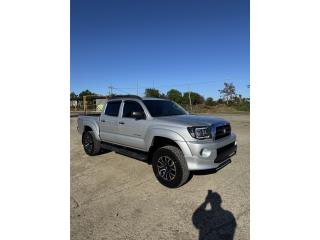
xmin=78 ymin=115 xmax=100 ymax=121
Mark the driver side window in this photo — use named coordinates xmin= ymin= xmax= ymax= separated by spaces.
xmin=122 ymin=100 xmax=145 ymax=118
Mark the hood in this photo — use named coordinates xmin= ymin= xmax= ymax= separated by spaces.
xmin=154 ymin=114 xmax=229 ymax=127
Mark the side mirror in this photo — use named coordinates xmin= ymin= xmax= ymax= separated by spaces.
xmin=132 ymin=111 xmax=145 ymax=120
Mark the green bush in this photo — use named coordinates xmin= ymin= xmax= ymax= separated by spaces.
xmin=205 ymin=97 xmax=215 ymax=106
xmin=235 ymin=102 xmax=250 ymax=111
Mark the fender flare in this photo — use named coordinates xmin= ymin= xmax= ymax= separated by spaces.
xmin=145 ymin=128 xmax=192 ymax=157
xmin=82 ymin=120 xmax=101 ymax=141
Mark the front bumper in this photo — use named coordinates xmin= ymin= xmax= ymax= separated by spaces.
xmin=183 ymin=133 xmax=237 ymax=170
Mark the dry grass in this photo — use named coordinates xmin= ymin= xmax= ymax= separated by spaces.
xmin=186 ymin=104 xmax=249 ymax=114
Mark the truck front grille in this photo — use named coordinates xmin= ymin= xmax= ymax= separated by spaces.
xmin=215 ymin=124 xmax=231 ymax=140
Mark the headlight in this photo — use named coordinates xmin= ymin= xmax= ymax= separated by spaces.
xmin=187 ymin=126 xmax=212 ymax=139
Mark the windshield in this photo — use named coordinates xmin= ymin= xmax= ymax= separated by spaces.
xmin=143 ymin=100 xmax=188 ymax=117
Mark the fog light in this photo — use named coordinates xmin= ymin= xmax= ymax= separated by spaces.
xmin=201 ymin=148 xmax=211 ymax=158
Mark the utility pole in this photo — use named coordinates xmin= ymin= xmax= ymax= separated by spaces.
xmin=188 ymin=91 xmax=192 ymax=111
xmin=188 ymin=83 xmax=192 ymax=111
xmin=108 ymin=85 xmax=113 ymax=97
xmin=136 ymin=80 xmax=139 ymax=96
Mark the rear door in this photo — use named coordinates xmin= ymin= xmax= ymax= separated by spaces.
xmin=117 ymin=100 xmax=149 ymax=150
xmin=99 ymin=100 xmax=122 ymax=143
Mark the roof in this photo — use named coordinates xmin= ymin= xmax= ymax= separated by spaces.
xmin=108 ymin=95 xmax=168 ymax=101
xmin=108 ymin=95 xmax=141 ymax=100
xmin=142 ymin=97 xmax=167 ymax=101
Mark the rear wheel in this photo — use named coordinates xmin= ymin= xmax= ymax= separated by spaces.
xmin=152 ymin=145 xmax=189 ymax=188
xmin=82 ymin=131 xmax=101 ymax=156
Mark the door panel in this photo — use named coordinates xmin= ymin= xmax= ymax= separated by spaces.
xmin=118 ymin=118 xmax=149 ymax=150
xmin=117 ymin=100 xmax=148 ymax=150
xmin=99 ymin=100 xmax=122 ymax=143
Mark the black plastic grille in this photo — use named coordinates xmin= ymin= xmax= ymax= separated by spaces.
xmin=215 ymin=141 xmax=236 ymax=163
xmin=217 ymin=141 xmax=235 ymax=154
xmin=214 ymin=124 xmax=231 ymax=140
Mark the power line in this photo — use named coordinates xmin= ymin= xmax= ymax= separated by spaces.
xmin=104 ymin=79 xmax=248 ymax=97
xmin=111 ymin=79 xmax=242 ymax=91
xmin=112 ymin=87 xmax=132 ymax=95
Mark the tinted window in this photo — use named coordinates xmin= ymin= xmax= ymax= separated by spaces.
xmin=123 ymin=101 xmax=144 ymax=118
xmin=105 ymin=101 xmax=121 ymax=116
xmin=143 ymin=100 xmax=187 ymax=117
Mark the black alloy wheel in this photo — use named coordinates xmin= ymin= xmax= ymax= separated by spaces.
xmin=152 ymin=145 xmax=189 ymax=188
xmin=82 ymin=131 xmax=101 ymax=156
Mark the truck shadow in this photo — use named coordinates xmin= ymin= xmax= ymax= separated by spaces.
xmin=98 ymin=151 xmax=232 ymax=185
xmin=192 ymin=190 xmax=236 ymax=240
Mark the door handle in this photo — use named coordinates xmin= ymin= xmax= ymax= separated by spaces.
xmin=119 ymin=121 xmax=125 ymax=125
xmin=101 ymin=119 xmax=106 ymax=122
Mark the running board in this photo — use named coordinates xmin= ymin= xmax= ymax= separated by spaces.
xmin=101 ymin=142 xmax=148 ymax=161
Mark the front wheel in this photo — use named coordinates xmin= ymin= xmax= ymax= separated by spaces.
xmin=152 ymin=145 xmax=190 ymax=188
xmin=82 ymin=131 xmax=101 ymax=156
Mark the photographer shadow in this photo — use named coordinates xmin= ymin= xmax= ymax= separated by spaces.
xmin=192 ymin=190 xmax=236 ymax=240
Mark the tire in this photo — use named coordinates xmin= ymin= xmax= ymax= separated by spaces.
xmin=82 ymin=131 xmax=101 ymax=156
xmin=152 ymin=145 xmax=190 ymax=188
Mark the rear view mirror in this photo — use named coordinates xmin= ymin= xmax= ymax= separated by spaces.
xmin=132 ymin=111 xmax=145 ymax=120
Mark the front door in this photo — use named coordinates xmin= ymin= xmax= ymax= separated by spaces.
xmin=117 ymin=100 xmax=148 ymax=150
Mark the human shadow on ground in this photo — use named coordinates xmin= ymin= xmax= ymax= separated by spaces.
xmin=192 ymin=190 xmax=236 ymax=240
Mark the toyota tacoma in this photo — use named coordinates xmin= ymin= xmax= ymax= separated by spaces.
xmin=77 ymin=95 xmax=237 ymax=188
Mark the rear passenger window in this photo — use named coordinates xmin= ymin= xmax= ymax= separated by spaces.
xmin=123 ymin=101 xmax=144 ymax=118
xmin=105 ymin=101 xmax=121 ymax=116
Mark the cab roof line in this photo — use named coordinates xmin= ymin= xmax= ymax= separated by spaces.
xmin=108 ymin=95 xmax=142 ymax=100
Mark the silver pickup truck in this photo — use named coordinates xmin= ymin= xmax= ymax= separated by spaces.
xmin=77 ymin=95 xmax=237 ymax=188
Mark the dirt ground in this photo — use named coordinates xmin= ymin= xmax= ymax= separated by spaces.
xmin=71 ymin=113 xmax=250 ymax=240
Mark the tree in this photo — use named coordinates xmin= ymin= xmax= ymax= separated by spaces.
xmin=217 ymin=98 xmax=224 ymax=104
xmin=205 ymin=97 xmax=215 ymax=106
xmin=79 ymin=90 xmax=96 ymax=99
xmin=218 ymin=82 xmax=236 ymax=104
xmin=167 ymin=89 xmax=183 ymax=104
xmin=233 ymin=94 xmax=242 ymax=104
xmin=182 ymin=92 xmax=205 ymax=105
xmin=145 ymin=88 xmax=160 ymax=98
xmin=70 ymin=92 xmax=78 ymax=99
xmin=159 ymin=93 xmax=167 ymax=99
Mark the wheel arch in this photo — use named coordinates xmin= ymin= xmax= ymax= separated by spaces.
xmin=146 ymin=129 xmax=192 ymax=160
xmin=81 ymin=120 xmax=100 ymax=141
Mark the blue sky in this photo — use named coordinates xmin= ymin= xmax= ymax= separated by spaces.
xmin=71 ymin=0 xmax=249 ymax=99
